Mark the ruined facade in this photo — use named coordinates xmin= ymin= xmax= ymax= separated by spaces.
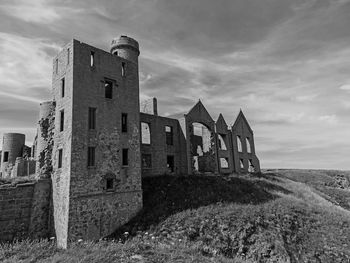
xmin=0 ymin=35 xmax=260 ymax=248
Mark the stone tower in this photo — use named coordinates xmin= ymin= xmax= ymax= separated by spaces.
xmin=0 ymin=133 xmax=25 ymax=177
xmin=51 ymin=36 xmax=143 ymax=248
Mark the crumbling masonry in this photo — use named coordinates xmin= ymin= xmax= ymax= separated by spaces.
xmin=0 ymin=36 xmax=260 ymax=248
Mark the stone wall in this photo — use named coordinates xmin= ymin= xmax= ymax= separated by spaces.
xmin=0 ymin=179 xmax=51 ymax=242
xmin=140 ymin=113 xmax=187 ymax=176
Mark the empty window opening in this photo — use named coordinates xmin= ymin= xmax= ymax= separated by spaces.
xmin=142 ymin=154 xmax=152 ymax=168
xmin=191 ymin=122 xmax=215 ymax=173
xmin=106 ymin=178 xmax=114 ymax=191
xmin=67 ymin=48 xmax=70 ymax=64
xmin=3 ymin=151 xmax=9 ymax=162
xmin=141 ymin=122 xmax=151 ymax=144
xmin=104 ymin=80 xmax=113 ymax=99
xmin=58 ymin=149 xmax=63 ymax=168
xmin=165 ymin=125 xmax=173 ymax=145
xmin=167 ymin=155 xmax=174 ymax=173
xmin=55 ymin=58 xmax=58 ymax=74
xmin=88 ymin=107 xmax=96 ymax=130
xmin=246 ymin=138 xmax=251 ymax=153
xmin=220 ymin=158 xmax=229 ymax=168
xmin=90 ymin=51 xmax=95 ymax=67
xmin=60 ymin=110 xmax=64 ymax=132
xmin=218 ymin=134 xmax=227 ymax=150
xmin=121 ymin=62 xmax=126 ymax=77
xmin=122 ymin=148 xmax=128 ymax=166
xmin=61 ymin=78 xmax=65 ymax=98
xmin=121 ymin=113 xmax=128 ymax=133
xmin=240 ymin=159 xmax=244 ymax=169
xmin=87 ymin=146 xmax=95 ymax=167
xmin=237 ymin=136 xmax=242 ymax=152
xmin=248 ymin=159 xmax=255 ymax=173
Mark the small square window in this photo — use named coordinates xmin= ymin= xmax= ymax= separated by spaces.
xmin=122 ymin=148 xmax=128 ymax=166
xmin=105 ymin=80 xmax=113 ymax=99
xmin=58 ymin=149 xmax=63 ymax=168
xmin=106 ymin=178 xmax=114 ymax=191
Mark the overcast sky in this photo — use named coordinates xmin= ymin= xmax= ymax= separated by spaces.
xmin=0 ymin=0 xmax=349 ymax=169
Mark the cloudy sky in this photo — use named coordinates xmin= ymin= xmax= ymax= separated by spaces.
xmin=0 ymin=0 xmax=350 ymax=169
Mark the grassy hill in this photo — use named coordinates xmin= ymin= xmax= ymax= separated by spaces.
xmin=1 ymin=169 xmax=350 ymax=262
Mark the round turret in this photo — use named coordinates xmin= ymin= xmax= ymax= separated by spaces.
xmin=1 ymin=133 xmax=25 ymax=177
xmin=110 ymin=35 xmax=140 ymax=64
xmin=35 ymin=101 xmax=55 ymax=176
xmin=39 ymin=101 xmax=55 ymax=120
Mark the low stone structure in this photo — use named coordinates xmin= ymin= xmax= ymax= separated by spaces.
xmin=0 ymin=35 xmax=261 ymax=248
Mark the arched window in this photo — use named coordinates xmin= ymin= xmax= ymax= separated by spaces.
xmin=218 ymin=134 xmax=227 ymax=150
xmin=237 ymin=136 xmax=242 ymax=152
xmin=246 ymin=138 xmax=251 ymax=153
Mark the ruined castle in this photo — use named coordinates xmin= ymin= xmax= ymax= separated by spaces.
xmin=0 ymin=36 xmax=260 ymax=248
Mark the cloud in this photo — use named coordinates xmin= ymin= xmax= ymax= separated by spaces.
xmin=339 ymin=84 xmax=350 ymax=91
xmin=0 ymin=0 xmax=60 ymax=23
xmin=318 ymin=115 xmax=338 ymax=124
xmin=1 ymin=0 xmax=350 ymax=169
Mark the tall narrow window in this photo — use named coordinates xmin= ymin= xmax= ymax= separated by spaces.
xmin=104 ymin=80 xmax=113 ymax=99
xmin=88 ymin=146 xmax=95 ymax=167
xmin=3 ymin=152 xmax=9 ymax=162
xmin=240 ymin=159 xmax=244 ymax=169
xmin=60 ymin=110 xmax=64 ymax=132
xmin=67 ymin=48 xmax=70 ymax=64
xmin=218 ymin=134 xmax=227 ymax=150
xmin=246 ymin=138 xmax=251 ymax=153
xmin=88 ymin=107 xmax=96 ymax=129
xmin=248 ymin=159 xmax=255 ymax=173
xmin=237 ymin=136 xmax=242 ymax=152
xmin=141 ymin=122 xmax=151 ymax=144
xmin=106 ymin=178 xmax=114 ymax=191
xmin=167 ymin=155 xmax=174 ymax=173
xmin=165 ymin=125 xmax=173 ymax=145
xmin=55 ymin=59 xmax=58 ymax=74
xmin=122 ymin=148 xmax=128 ymax=166
xmin=121 ymin=113 xmax=128 ymax=133
xmin=61 ymin=78 xmax=65 ymax=98
xmin=58 ymin=149 xmax=63 ymax=168
xmin=90 ymin=51 xmax=95 ymax=67
xmin=121 ymin=62 xmax=126 ymax=77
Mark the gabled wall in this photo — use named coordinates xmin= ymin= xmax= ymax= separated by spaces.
xmin=231 ymin=111 xmax=260 ymax=173
xmin=216 ymin=114 xmax=235 ymax=174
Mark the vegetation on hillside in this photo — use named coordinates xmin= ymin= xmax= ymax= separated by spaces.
xmin=1 ymin=170 xmax=350 ymax=262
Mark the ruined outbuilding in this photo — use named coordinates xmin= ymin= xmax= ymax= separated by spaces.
xmin=0 ymin=36 xmax=260 ymax=248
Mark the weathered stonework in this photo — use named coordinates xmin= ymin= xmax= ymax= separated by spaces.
xmin=0 ymin=179 xmax=51 ymax=242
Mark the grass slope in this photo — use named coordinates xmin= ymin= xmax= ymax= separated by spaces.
xmin=1 ymin=170 xmax=350 ymax=262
